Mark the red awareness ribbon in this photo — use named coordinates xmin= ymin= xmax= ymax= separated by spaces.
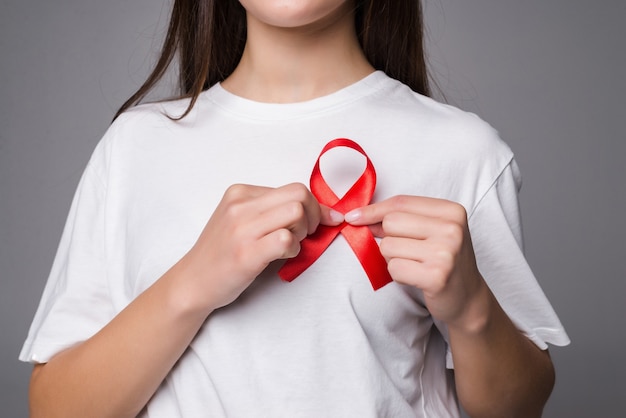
xmin=278 ymin=138 xmax=393 ymax=290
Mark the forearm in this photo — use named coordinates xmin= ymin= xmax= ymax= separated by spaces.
xmin=448 ymin=280 xmax=555 ymax=418
xmin=29 ymin=258 xmax=214 ymax=418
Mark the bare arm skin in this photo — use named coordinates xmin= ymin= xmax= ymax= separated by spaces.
xmin=345 ymin=195 xmax=555 ymax=418
xmin=447 ymin=283 xmax=554 ymax=418
xmin=29 ymin=183 xmax=342 ymax=418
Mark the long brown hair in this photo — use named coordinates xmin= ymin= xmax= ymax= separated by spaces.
xmin=114 ymin=0 xmax=430 ymax=120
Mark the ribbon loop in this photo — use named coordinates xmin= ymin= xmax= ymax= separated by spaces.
xmin=278 ymin=138 xmax=393 ymax=290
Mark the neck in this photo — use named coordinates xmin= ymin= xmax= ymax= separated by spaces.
xmin=222 ymin=5 xmax=374 ymax=103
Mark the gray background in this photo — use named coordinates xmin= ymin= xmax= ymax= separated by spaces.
xmin=1 ymin=0 xmax=624 ymax=416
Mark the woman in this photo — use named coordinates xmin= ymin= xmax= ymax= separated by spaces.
xmin=21 ymin=1 xmax=569 ymax=416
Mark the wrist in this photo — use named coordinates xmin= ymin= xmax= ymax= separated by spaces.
xmin=160 ymin=253 xmax=219 ymax=322
xmin=447 ymin=277 xmax=495 ymax=337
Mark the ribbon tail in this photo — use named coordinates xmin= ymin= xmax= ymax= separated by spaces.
xmin=278 ymin=225 xmax=342 ymax=282
xmin=341 ymin=225 xmax=393 ymax=291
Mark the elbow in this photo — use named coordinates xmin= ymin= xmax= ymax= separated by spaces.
xmin=29 ymin=362 xmax=80 ymax=418
xmin=28 ymin=362 xmax=143 ymax=418
xmin=519 ymin=348 xmax=556 ymax=417
xmin=462 ymin=350 xmax=556 ymax=418
xmin=29 ymin=363 xmax=53 ymax=418
xmin=29 ymin=363 xmax=80 ymax=418
xmin=535 ymin=350 xmax=556 ymax=415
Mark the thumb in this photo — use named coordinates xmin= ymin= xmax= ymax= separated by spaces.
xmin=319 ymin=205 xmax=344 ymax=226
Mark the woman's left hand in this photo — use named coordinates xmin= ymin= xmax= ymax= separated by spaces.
xmin=347 ymin=195 xmax=557 ymax=417
xmin=345 ymin=195 xmax=486 ymax=328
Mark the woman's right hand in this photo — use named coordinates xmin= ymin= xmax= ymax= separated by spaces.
xmin=177 ymin=183 xmax=343 ymax=313
xmin=28 ymin=182 xmax=342 ymax=418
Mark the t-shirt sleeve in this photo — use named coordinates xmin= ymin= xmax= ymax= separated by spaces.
xmin=19 ymin=139 xmax=116 ymax=364
xmin=435 ymin=158 xmax=570 ymax=368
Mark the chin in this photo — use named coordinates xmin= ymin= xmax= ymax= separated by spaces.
xmin=239 ymin=0 xmax=353 ymax=29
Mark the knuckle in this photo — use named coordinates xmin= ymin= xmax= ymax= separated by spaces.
xmin=386 ymin=258 xmax=401 ymax=277
xmin=276 ymin=229 xmax=299 ymax=257
xmin=387 ymin=258 xmax=415 ymax=285
xmin=391 ymin=195 xmax=411 ymax=210
xmin=224 ymin=200 xmax=247 ymax=221
xmin=383 ymin=211 xmax=400 ymax=226
xmin=285 ymin=200 xmax=306 ymax=221
xmin=381 ymin=211 xmax=402 ymax=234
xmin=380 ymin=215 xmax=392 ymax=233
xmin=379 ymin=237 xmax=392 ymax=256
xmin=442 ymin=221 xmax=464 ymax=242
xmin=290 ymin=222 xmax=308 ymax=242
xmin=434 ymin=247 xmax=455 ymax=267
xmin=448 ymin=202 xmax=468 ymax=223
xmin=225 ymin=184 xmax=248 ymax=202
xmin=426 ymin=265 xmax=449 ymax=290
xmin=286 ymin=182 xmax=310 ymax=201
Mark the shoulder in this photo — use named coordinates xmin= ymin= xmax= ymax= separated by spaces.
xmin=379 ymin=75 xmax=509 ymax=155
xmin=96 ymin=93 xmax=212 ymax=156
xmin=110 ymin=96 xmax=195 ymax=136
xmin=366 ymin=75 xmax=513 ymax=174
xmin=80 ymin=97 xmax=193 ymax=182
xmin=362 ymin=74 xmax=518 ymax=209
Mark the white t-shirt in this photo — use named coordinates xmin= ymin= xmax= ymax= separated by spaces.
xmin=20 ymin=71 xmax=569 ymax=417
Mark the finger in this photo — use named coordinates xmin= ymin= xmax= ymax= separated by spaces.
xmin=273 ymin=183 xmax=321 ymax=235
xmin=387 ymin=258 xmax=436 ymax=290
xmin=379 ymin=236 xmax=429 ymax=262
xmin=223 ymin=183 xmax=272 ymax=203
xmin=319 ymin=204 xmax=344 ymax=226
xmin=231 ymin=183 xmax=320 ymax=236
xmin=220 ymin=184 xmax=280 ymax=224
xmin=238 ymin=229 xmax=300 ymax=276
xmin=252 ymin=228 xmax=301 ymax=266
xmin=381 ymin=235 xmax=456 ymax=272
xmin=353 ymin=212 xmax=451 ymax=240
xmin=345 ymin=195 xmax=468 ymax=226
xmin=382 ymin=211 xmax=454 ymax=240
xmin=387 ymin=255 xmax=453 ymax=291
xmin=367 ymin=223 xmax=385 ymax=238
xmin=242 ymin=199 xmax=310 ymax=242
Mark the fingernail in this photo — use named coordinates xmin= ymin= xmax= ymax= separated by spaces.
xmin=344 ymin=209 xmax=361 ymax=223
xmin=329 ymin=209 xmax=344 ymax=223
